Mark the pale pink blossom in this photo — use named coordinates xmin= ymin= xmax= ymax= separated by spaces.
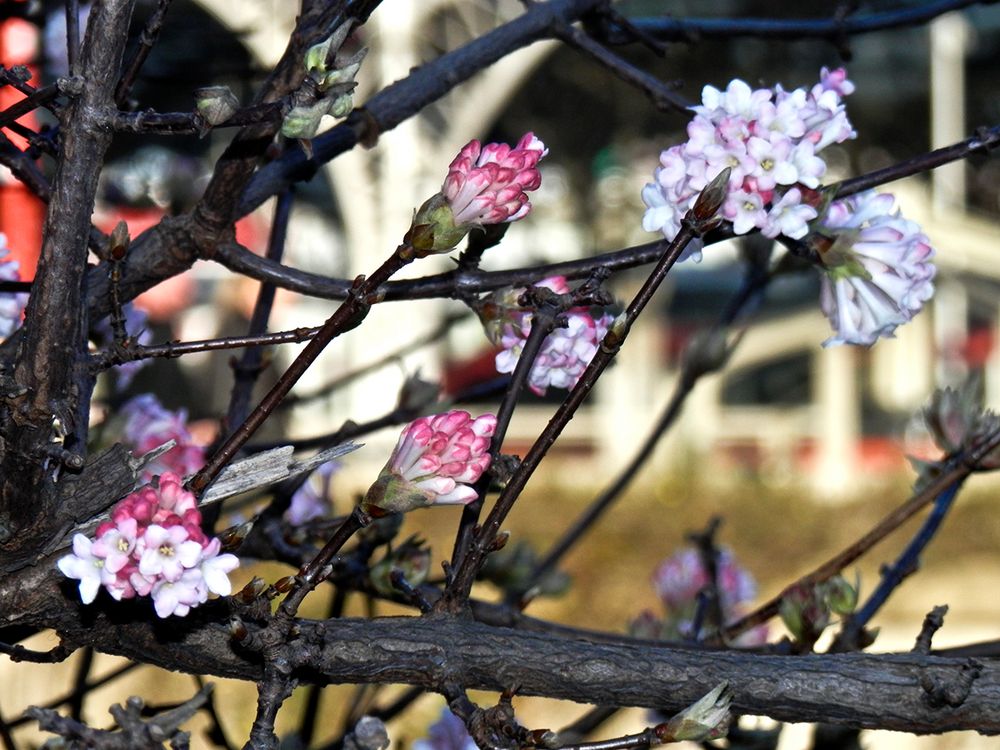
xmin=816 ymin=191 xmax=935 ymax=346
xmin=151 ymin=569 xmax=207 ymax=618
xmin=139 ymin=524 xmax=202 ymax=582
xmin=763 ymin=188 xmax=817 ymax=239
xmin=120 ymin=394 xmax=206 ymax=480
xmin=496 ymin=310 xmax=614 ymax=396
xmin=57 ymin=534 xmax=113 ymax=605
xmin=724 ymin=190 xmax=767 ymax=235
xmin=364 ymin=411 xmax=496 ymax=513
xmin=90 ymin=518 xmax=138 ymax=574
xmin=198 ymin=538 xmax=240 ymax=596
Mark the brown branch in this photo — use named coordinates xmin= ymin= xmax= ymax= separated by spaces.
xmin=10 ymin=591 xmax=1000 ymax=736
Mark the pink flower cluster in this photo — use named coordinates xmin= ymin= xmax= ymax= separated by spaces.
xmin=652 ymin=546 xmax=756 ymax=612
xmin=816 ymin=191 xmax=936 ymax=346
xmin=642 ymin=68 xmax=856 ymax=260
xmin=364 ymin=410 xmax=496 ymax=514
xmin=57 ymin=474 xmax=239 ymax=618
xmin=121 ymin=394 xmax=206 ymax=480
xmin=444 ymin=132 xmax=547 ymax=225
xmin=0 ymin=234 xmax=28 ymax=339
xmin=632 ymin=546 xmax=766 ymax=646
xmin=489 ymin=276 xmax=614 ymax=396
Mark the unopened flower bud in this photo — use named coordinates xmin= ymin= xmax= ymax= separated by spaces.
xmin=363 ymin=411 xmax=496 ymax=514
xmin=273 ymin=575 xmax=297 ymax=593
xmin=281 ymin=100 xmax=331 ymax=141
xmin=369 ymin=536 xmax=431 ymax=597
xmin=779 ymin=583 xmax=830 ymax=643
xmin=823 ymin=574 xmax=859 ymax=616
xmin=660 ymin=682 xmax=732 ymax=742
xmin=218 ymin=519 xmax=255 ymax=551
xmin=692 ymin=167 xmax=731 ymax=224
xmin=109 ymin=220 xmax=130 ymax=260
xmin=237 ymin=577 xmax=269 ymax=603
xmin=229 ymin=617 xmax=248 ymax=641
xmin=195 ymin=86 xmax=239 ymax=127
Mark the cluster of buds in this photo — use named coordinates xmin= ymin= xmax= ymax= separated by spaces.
xmin=632 ymin=546 xmax=767 ymax=646
xmin=57 ymin=474 xmax=239 ymax=618
xmin=0 ymin=234 xmax=28 ymax=339
xmin=282 ymin=21 xmax=368 ymax=140
xmin=812 ymin=191 xmax=936 ymax=346
xmin=643 ymin=68 xmax=856 ymax=261
xmin=481 ymin=276 xmax=614 ymax=396
xmin=363 ymin=410 xmax=496 ymax=514
xmin=407 ymin=133 xmax=547 ymax=255
xmin=120 ymin=394 xmax=206 ymax=480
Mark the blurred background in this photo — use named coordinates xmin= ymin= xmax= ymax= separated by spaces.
xmin=2 ymin=0 xmax=1000 ymax=748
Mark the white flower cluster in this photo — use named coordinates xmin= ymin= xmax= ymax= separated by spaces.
xmin=642 ymin=67 xmax=856 ymax=260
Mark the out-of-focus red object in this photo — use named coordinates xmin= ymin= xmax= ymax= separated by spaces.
xmin=0 ymin=16 xmax=45 ymax=277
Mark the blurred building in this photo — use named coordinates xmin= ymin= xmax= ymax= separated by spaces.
xmin=5 ymin=1 xmax=1000 ymax=498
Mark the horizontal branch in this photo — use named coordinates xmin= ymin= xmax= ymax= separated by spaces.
xmin=9 ymin=579 xmax=999 ymax=737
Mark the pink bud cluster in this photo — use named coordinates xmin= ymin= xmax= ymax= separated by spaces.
xmin=0 ymin=235 xmax=28 ymax=339
xmin=490 ymin=276 xmax=614 ymax=396
xmin=443 ymin=132 xmax=547 ymax=225
xmin=643 ymin=68 xmax=856 ymax=260
xmin=816 ymin=191 xmax=936 ymax=346
xmin=632 ymin=547 xmax=766 ymax=646
xmin=121 ymin=394 xmax=206 ymax=480
xmin=57 ymin=474 xmax=239 ymax=618
xmin=364 ymin=410 xmax=496 ymax=514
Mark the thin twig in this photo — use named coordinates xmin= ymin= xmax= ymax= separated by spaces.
xmin=65 ymin=0 xmax=80 ymax=77
xmin=515 ymin=265 xmax=769 ymax=601
xmin=68 ymin=647 xmax=94 ymax=721
xmin=0 ymin=84 xmax=60 ymax=131
xmin=834 ymin=482 xmax=963 ymax=650
xmin=611 ymin=0 xmax=987 ymax=43
xmin=450 ymin=294 xmax=566 ymax=576
xmin=115 ymin=0 xmax=173 ymax=107
xmin=221 ymin=188 xmax=295 ymax=443
xmin=556 ymin=22 xmax=689 ymax=114
xmin=187 ymin=251 xmax=407 ymax=495
xmin=722 ymin=430 xmax=1000 ymax=641
xmin=442 ymin=177 xmax=727 ymax=607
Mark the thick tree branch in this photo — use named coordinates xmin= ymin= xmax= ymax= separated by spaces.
xmin=0 ymin=0 xmax=137 ymax=560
